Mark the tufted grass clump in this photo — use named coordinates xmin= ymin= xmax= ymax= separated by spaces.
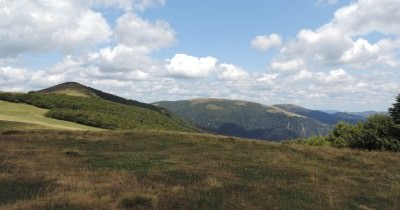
xmin=118 ymin=193 xmax=157 ymax=210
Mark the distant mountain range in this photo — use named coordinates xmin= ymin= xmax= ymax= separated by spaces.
xmin=154 ymin=99 xmax=368 ymax=141
xmin=273 ymin=104 xmax=365 ymax=125
xmin=349 ymin=111 xmax=387 ymax=117
xmin=321 ymin=110 xmax=386 ymax=117
xmin=0 ymin=82 xmax=377 ymax=141
xmin=321 ymin=110 xmax=387 ymax=118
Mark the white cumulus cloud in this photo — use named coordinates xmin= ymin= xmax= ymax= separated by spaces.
xmin=0 ymin=0 xmax=111 ymax=57
xmin=251 ymin=34 xmax=282 ymax=51
xmin=316 ymin=68 xmax=353 ymax=84
xmin=90 ymin=0 xmax=165 ymax=11
xmin=276 ymin=0 xmax=400 ymax=68
xmin=93 ymin=44 xmax=156 ymax=72
xmin=115 ymin=12 xmax=175 ymax=51
xmin=217 ymin=64 xmax=249 ymax=80
xmin=270 ymin=59 xmax=306 ymax=72
xmin=332 ymin=0 xmax=400 ymax=36
xmin=166 ymin=54 xmax=218 ymax=78
xmin=1 ymin=0 xmax=400 ymax=111
xmin=0 ymin=66 xmax=29 ymax=82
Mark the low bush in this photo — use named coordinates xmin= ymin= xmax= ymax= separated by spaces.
xmin=327 ymin=122 xmax=362 ymax=148
xmin=118 ymin=193 xmax=157 ymax=210
xmin=353 ymin=114 xmax=400 ymax=151
xmin=304 ymin=136 xmax=331 ymax=146
xmin=325 ymin=115 xmax=400 ymax=152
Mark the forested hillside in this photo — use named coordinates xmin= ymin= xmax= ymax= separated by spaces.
xmin=0 ymin=92 xmax=196 ymax=132
xmin=155 ymin=99 xmax=330 ymax=141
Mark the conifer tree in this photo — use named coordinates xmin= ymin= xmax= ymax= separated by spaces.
xmin=389 ymin=94 xmax=400 ymax=124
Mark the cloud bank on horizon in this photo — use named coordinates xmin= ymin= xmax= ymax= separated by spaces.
xmin=0 ymin=0 xmax=399 ymax=111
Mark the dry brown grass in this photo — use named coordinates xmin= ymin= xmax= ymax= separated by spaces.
xmin=0 ymin=130 xmax=400 ymax=209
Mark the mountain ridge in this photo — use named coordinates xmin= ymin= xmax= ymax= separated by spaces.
xmin=37 ymin=82 xmax=166 ymax=113
xmin=154 ymin=99 xmax=331 ymax=141
xmin=274 ymin=104 xmax=366 ymax=125
xmin=0 ymin=82 xmax=371 ymax=140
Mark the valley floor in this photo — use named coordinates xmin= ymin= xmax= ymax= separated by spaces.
xmin=0 ymin=130 xmax=399 ymax=209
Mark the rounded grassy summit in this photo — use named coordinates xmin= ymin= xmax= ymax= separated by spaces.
xmin=0 ymin=82 xmax=196 ymax=132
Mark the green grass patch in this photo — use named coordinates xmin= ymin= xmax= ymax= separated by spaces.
xmin=0 ymin=120 xmax=48 ymax=131
xmin=0 ymin=177 xmax=52 ymax=205
xmin=33 ymin=202 xmax=88 ymax=210
xmin=0 ymin=162 xmax=10 ymax=173
xmin=0 ymin=100 xmax=99 ymax=130
xmin=89 ymin=155 xmax=172 ymax=172
xmin=147 ymin=170 xmax=206 ymax=186
xmin=118 ymin=193 xmax=158 ymax=210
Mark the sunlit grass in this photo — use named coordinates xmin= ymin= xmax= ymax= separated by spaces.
xmin=0 ymin=100 xmax=100 ymax=130
xmin=0 ymin=130 xmax=399 ymax=209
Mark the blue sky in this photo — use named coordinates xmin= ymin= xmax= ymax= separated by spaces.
xmin=142 ymin=0 xmax=348 ymax=70
xmin=0 ymin=0 xmax=399 ymax=111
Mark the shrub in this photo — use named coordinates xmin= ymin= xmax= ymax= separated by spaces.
xmin=326 ymin=115 xmax=400 ymax=151
xmin=354 ymin=114 xmax=400 ymax=151
xmin=118 ymin=193 xmax=157 ymax=210
xmin=327 ymin=122 xmax=362 ymax=148
xmin=303 ymin=136 xmax=331 ymax=146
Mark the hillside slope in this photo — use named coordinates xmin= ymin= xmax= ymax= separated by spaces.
xmin=1 ymin=130 xmax=399 ymax=209
xmin=38 ymin=82 xmax=165 ymax=113
xmin=0 ymin=84 xmax=197 ymax=132
xmin=332 ymin=112 xmax=366 ymax=123
xmin=0 ymin=120 xmax=49 ymax=131
xmin=154 ymin=99 xmax=330 ymax=141
xmin=349 ymin=111 xmax=380 ymax=117
xmin=0 ymin=100 xmax=99 ymax=130
xmin=273 ymin=104 xmax=365 ymax=124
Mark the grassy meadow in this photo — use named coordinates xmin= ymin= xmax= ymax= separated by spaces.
xmin=0 ymin=101 xmax=100 ymax=131
xmin=0 ymin=120 xmax=49 ymax=131
xmin=0 ymin=130 xmax=399 ymax=209
xmin=0 ymin=93 xmax=196 ymax=132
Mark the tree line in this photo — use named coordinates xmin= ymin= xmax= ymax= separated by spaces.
xmin=299 ymin=94 xmax=400 ymax=152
